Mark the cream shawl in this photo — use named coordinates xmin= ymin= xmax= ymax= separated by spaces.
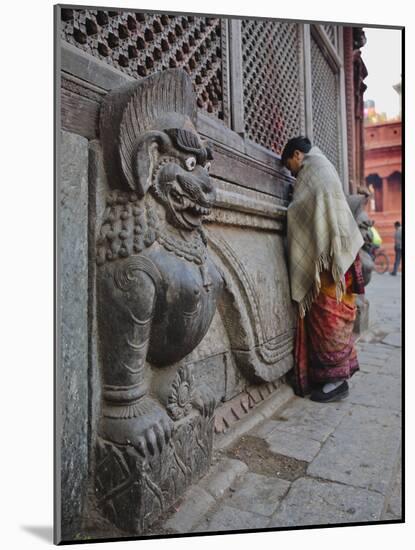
xmin=287 ymin=146 xmax=363 ymax=318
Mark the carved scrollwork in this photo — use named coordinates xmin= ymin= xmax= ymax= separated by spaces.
xmin=207 ymin=230 xmax=294 ymax=382
xmin=113 ymin=256 xmax=163 ymax=291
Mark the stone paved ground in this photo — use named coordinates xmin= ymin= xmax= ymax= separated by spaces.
xmin=156 ymin=272 xmax=402 ymax=535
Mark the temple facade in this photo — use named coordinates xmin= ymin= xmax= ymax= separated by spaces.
xmin=56 ymin=7 xmax=369 ymax=541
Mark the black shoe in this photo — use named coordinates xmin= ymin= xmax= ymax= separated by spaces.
xmin=390 ymin=272 xmax=397 ymax=276
xmin=310 ymin=381 xmax=349 ymax=403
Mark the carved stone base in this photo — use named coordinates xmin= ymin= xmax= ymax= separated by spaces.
xmin=94 ymin=411 xmax=213 ymax=534
xmin=214 ymin=378 xmax=286 ymax=435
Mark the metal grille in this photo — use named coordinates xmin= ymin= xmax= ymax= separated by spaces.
xmin=61 ymin=8 xmax=227 ymax=122
xmin=310 ymin=36 xmax=341 ymax=173
xmin=323 ymin=25 xmax=337 ymax=49
xmin=241 ymin=20 xmax=303 ymax=155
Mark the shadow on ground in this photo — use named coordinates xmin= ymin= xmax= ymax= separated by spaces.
xmin=21 ymin=525 xmax=53 ymax=543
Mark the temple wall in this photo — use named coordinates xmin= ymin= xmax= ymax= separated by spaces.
xmin=56 ymin=8 xmax=357 ymax=540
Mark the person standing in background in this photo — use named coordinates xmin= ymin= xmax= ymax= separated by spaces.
xmin=391 ymin=221 xmax=402 ymax=275
xmin=281 ymin=136 xmax=365 ymax=402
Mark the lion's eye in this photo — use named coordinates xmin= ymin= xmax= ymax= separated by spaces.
xmin=205 ymin=162 xmax=211 ymax=172
xmin=185 ymin=157 xmax=197 ymax=171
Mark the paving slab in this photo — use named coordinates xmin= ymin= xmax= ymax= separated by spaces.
xmin=307 ymin=404 xmax=401 ymax=494
xmin=199 ymin=458 xmax=248 ymax=500
xmin=268 ymin=477 xmax=384 ymax=527
xmin=254 ymin=419 xmax=283 ymax=440
xmin=348 ymin=372 xmax=401 ymax=411
xmin=357 ymin=346 xmax=395 ymax=360
xmin=347 ymin=374 xmax=360 ymax=390
xmin=357 ymin=342 xmax=390 ymax=353
xmin=356 ymin=361 xmax=382 ymax=375
xmin=386 ymin=349 xmax=402 ymax=362
xmin=222 ymin=472 xmax=290 ymax=516
xmin=382 ymin=333 xmax=402 ymax=348
xmin=356 ymin=354 xmax=390 ymax=367
xmin=163 ymin=486 xmax=216 ymax=533
xmin=225 ymin=434 xmax=308 ymax=481
xmin=192 ymin=504 xmax=270 ymax=533
xmin=379 ymin=355 xmax=402 ymax=377
xmin=379 ymin=344 xmax=402 ymax=354
xmin=382 ymin=512 xmax=402 ymax=521
xmin=378 ymin=324 xmax=401 ymax=334
xmin=254 ymin=396 xmax=349 ymax=444
xmin=265 ymin=429 xmax=322 ymax=462
xmin=356 ymin=332 xmax=376 ymax=344
xmin=384 ymin=457 xmax=402 ymax=519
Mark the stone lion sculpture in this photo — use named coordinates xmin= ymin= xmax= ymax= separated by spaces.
xmin=96 ymin=69 xmax=223 ymax=459
xmin=347 ymin=193 xmax=375 ymax=285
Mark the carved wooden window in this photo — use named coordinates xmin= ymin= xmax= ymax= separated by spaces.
xmin=322 ymin=24 xmax=338 ymax=50
xmin=61 ymin=8 xmax=228 ymax=123
xmin=241 ymin=20 xmax=304 ymax=155
xmin=310 ymin=34 xmax=341 ymax=173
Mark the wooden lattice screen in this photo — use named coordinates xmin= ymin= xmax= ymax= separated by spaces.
xmin=61 ymin=8 xmax=228 ymax=123
xmin=310 ymin=35 xmax=341 ymax=172
xmin=241 ymin=20 xmax=304 ymax=155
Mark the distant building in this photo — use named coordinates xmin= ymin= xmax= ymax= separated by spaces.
xmin=364 ymin=119 xmax=402 ymax=268
xmin=393 ymin=80 xmax=402 ymax=119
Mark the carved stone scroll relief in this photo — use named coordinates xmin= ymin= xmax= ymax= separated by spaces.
xmin=207 ymin=228 xmax=295 ymax=383
xmin=95 ymin=69 xmax=223 ymax=533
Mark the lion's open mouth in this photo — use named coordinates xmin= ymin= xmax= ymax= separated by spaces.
xmin=169 ymin=183 xmax=211 ymax=227
xmin=181 ymin=205 xmax=209 ymax=227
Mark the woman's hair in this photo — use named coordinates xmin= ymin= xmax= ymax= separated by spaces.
xmin=281 ymin=136 xmax=312 ymax=166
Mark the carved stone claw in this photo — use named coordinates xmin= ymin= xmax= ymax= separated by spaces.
xmin=207 ymin=391 xmax=217 ymax=417
xmin=192 ymin=387 xmax=216 ymax=418
xmin=136 ymin=413 xmax=173 ymax=456
xmin=136 ymin=399 xmax=174 ymax=456
xmin=135 ymin=438 xmax=147 ymax=458
xmin=146 ymin=427 xmax=158 ymax=455
xmin=161 ymin=415 xmax=173 ymax=442
xmin=152 ymin=422 xmax=165 ymax=453
xmin=191 ymin=393 xmax=204 ymax=414
xmin=99 ymin=397 xmax=173 ymax=456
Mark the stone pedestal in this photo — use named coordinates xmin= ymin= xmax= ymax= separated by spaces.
xmin=95 ymin=411 xmax=213 ymax=534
